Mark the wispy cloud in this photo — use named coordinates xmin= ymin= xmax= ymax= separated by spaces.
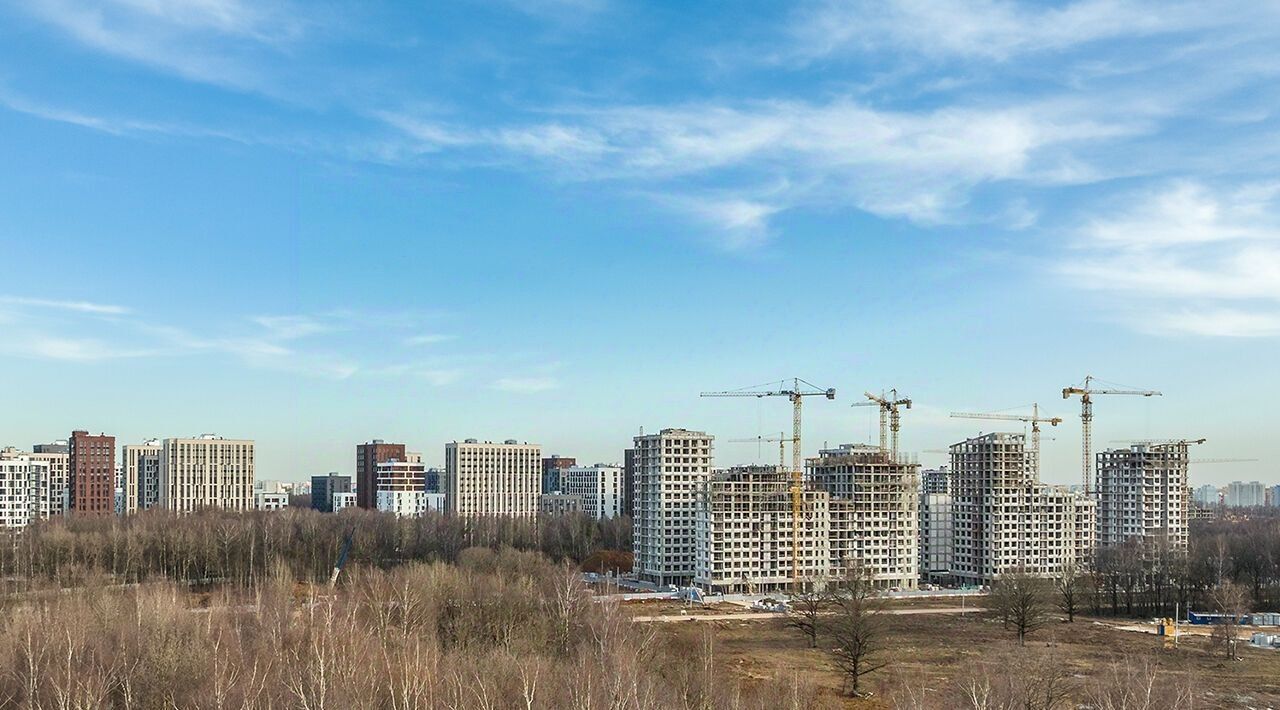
xmin=492 ymin=376 xmax=559 ymax=393
xmin=0 ymin=296 xmax=130 ymax=315
xmin=406 ymin=333 xmax=457 ymax=345
xmin=1062 ymin=180 xmax=1280 ymax=337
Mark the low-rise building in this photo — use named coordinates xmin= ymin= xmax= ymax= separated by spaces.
xmin=311 ymin=473 xmax=352 ymax=513
xmin=332 ymin=491 xmax=356 ymax=512
xmin=539 ymin=493 xmax=582 ymax=516
xmin=254 ymin=491 xmax=289 ymax=511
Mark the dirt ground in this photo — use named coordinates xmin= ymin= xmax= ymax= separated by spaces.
xmin=635 ymin=601 xmax=1280 ymax=709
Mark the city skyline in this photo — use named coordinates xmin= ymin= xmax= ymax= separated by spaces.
xmin=2 ymin=1 xmax=1278 ymax=483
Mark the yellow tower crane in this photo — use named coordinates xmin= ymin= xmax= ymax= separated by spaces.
xmin=701 ymin=379 xmax=836 ymax=589
xmin=728 ymin=432 xmax=789 ymax=469
xmin=1063 ymin=375 xmax=1161 ymax=496
xmin=949 ymin=404 xmax=1062 ymax=477
xmin=852 ymin=389 xmax=912 ymax=457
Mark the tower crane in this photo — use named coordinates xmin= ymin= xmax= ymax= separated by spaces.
xmin=701 ymin=379 xmax=836 ymax=589
xmin=949 ymin=404 xmax=1062 ymax=476
xmin=728 ymin=433 xmax=789 ymax=469
xmin=1063 ymin=375 xmax=1161 ymax=496
xmin=852 ymin=389 xmax=912 ymax=456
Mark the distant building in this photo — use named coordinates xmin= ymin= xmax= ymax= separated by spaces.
xmin=1096 ymin=444 xmax=1189 ymax=554
xmin=561 ymin=464 xmax=624 ymax=519
xmin=542 ymin=455 xmax=576 ymax=494
xmin=808 ymin=444 xmax=919 ymax=590
xmin=539 ymin=493 xmax=582 ymax=516
xmin=1270 ymin=485 xmax=1280 ymax=508
xmin=622 ymin=448 xmax=636 ymax=517
xmin=33 ymin=441 xmax=69 ymax=455
xmin=123 ymin=440 xmax=162 ymax=514
xmin=445 ymin=439 xmax=541 ymax=518
xmin=2 ymin=444 xmax=68 ymax=519
xmin=0 ymin=457 xmax=44 ymax=527
xmin=69 ymin=430 xmax=116 ymax=516
xmin=311 ymin=473 xmax=352 ymax=512
xmin=376 ymin=459 xmax=444 ymax=517
xmin=1192 ymin=484 xmax=1221 ymax=507
xmin=332 ymin=491 xmax=356 ymax=512
xmin=160 ymin=436 xmax=255 ymax=513
xmin=356 ymin=440 xmax=406 ymax=510
xmin=1225 ymin=481 xmax=1266 ymax=507
xmin=950 ymin=433 xmax=1095 ymax=585
xmin=632 ymin=428 xmax=713 ymax=587
xmin=920 ymin=492 xmax=953 ymax=584
xmin=922 ymin=466 xmax=950 ymax=495
xmin=254 ymin=491 xmax=289 ymax=511
xmin=694 ymin=465 xmax=830 ymax=594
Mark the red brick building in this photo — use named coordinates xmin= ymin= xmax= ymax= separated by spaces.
xmin=356 ymin=440 xmax=406 ymax=509
xmin=69 ymin=430 xmax=115 ymax=516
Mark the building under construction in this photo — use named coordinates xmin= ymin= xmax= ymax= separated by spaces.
xmin=1095 ymin=443 xmax=1190 ymax=554
xmin=808 ymin=444 xmax=920 ymax=590
xmin=694 ymin=465 xmax=831 ymax=594
xmin=950 ymin=433 xmax=1095 ymax=585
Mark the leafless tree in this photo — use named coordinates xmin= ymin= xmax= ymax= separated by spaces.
xmin=1209 ymin=580 xmax=1248 ymax=660
xmin=1055 ymin=564 xmax=1084 ymax=622
xmin=986 ymin=569 xmax=1051 ymax=645
xmin=784 ymin=580 xmax=824 ymax=648
xmin=822 ymin=564 xmax=886 ymax=696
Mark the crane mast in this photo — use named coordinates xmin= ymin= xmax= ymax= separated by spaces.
xmin=1063 ymin=375 xmax=1161 ymax=496
xmin=949 ymin=403 xmax=1062 ymax=476
xmin=853 ymin=389 xmax=912 ymax=457
xmin=701 ymin=378 xmax=835 ymax=589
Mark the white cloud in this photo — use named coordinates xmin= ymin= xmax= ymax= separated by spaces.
xmin=4 ymin=336 xmax=154 ymax=361
xmin=251 ymin=315 xmax=333 ymax=340
xmin=0 ymin=296 xmax=130 ymax=315
xmin=493 ymin=376 xmax=559 ymax=393
xmin=1063 ymin=180 xmax=1280 ymax=337
xmin=406 ymin=334 xmax=456 ymax=345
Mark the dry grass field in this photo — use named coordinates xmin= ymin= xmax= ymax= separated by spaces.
xmin=632 ymin=601 xmax=1280 ymax=709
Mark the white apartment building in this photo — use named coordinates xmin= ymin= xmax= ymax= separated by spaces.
xmin=1225 ymin=481 xmax=1266 ymax=507
xmin=561 ymin=464 xmax=624 ymax=519
xmin=950 ymin=433 xmax=1096 ymax=585
xmin=123 ymin=440 xmax=162 ymax=514
xmin=694 ymin=465 xmax=830 ymax=594
xmin=332 ymin=491 xmax=356 ymax=512
xmin=920 ymin=492 xmax=953 ymax=584
xmin=376 ymin=459 xmax=445 ymax=517
xmin=633 ymin=428 xmax=713 ymax=587
xmin=160 ymin=436 xmax=255 ymax=513
xmin=808 ymin=444 xmax=919 ymax=590
xmin=1095 ymin=444 xmax=1189 ymax=554
xmin=1192 ymin=484 xmax=1221 ymax=507
xmin=0 ymin=457 xmax=44 ymax=527
xmin=1 ymin=446 xmax=67 ymax=520
xmin=444 ymin=439 xmax=541 ymax=518
xmin=254 ymin=491 xmax=289 ymax=511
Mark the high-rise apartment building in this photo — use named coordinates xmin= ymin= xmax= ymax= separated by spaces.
xmin=123 ymin=440 xmax=162 ymax=514
xmin=694 ymin=465 xmax=830 ymax=594
xmin=160 ymin=436 xmax=255 ymax=513
xmin=2 ymin=444 xmax=68 ymax=519
xmin=311 ymin=473 xmax=352 ymax=512
xmin=950 ymin=433 xmax=1095 ymax=585
xmin=922 ymin=466 xmax=951 ymax=494
xmin=376 ymin=459 xmax=444 ymax=517
xmin=444 ymin=439 xmax=541 ymax=518
xmin=356 ymin=440 xmax=406 ymax=510
xmin=1095 ymin=444 xmax=1189 ymax=554
xmin=561 ymin=464 xmax=624 ymax=519
xmin=622 ymin=448 xmax=636 ymax=517
xmin=0 ymin=457 xmax=44 ymax=527
xmin=920 ymin=492 xmax=953 ymax=584
xmin=1225 ymin=481 xmax=1266 ymax=507
xmin=541 ymin=455 xmax=576 ymax=495
xmin=632 ymin=428 xmax=713 ymax=587
xmin=69 ymin=430 xmax=115 ymax=516
xmin=808 ymin=444 xmax=920 ymax=590
xmin=1192 ymin=484 xmax=1221 ymax=507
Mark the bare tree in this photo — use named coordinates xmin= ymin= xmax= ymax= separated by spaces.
xmin=986 ymin=569 xmax=1051 ymax=645
xmin=1209 ymin=580 xmax=1247 ymax=660
xmin=822 ymin=565 xmax=886 ymax=696
xmin=784 ymin=580 xmax=824 ymax=648
xmin=1055 ymin=565 xmax=1084 ymax=623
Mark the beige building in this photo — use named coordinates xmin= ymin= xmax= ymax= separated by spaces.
xmin=632 ymin=428 xmax=714 ymax=587
xmin=444 ymin=439 xmax=541 ymax=518
xmin=1096 ymin=443 xmax=1189 ymax=554
xmin=123 ymin=440 xmax=162 ymax=514
xmin=695 ymin=465 xmax=830 ymax=594
xmin=808 ymin=444 xmax=920 ymax=590
xmin=950 ymin=433 xmax=1095 ymax=585
xmin=160 ymin=435 xmax=255 ymax=513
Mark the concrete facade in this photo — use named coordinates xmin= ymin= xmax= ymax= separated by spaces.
xmin=633 ymin=428 xmax=713 ymax=587
xmin=160 ymin=436 xmax=255 ymax=513
xmin=0 ymin=457 xmax=44 ymax=528
xmin=1095 ymin=444 xmax=1189 ymax=554
xmin=311 ymin=473 xmax=352 ymax=512
xmin=920 ymin=492 xmax=953 ymax=583
xmin=561 ymin=463 xmax=624 ymax=519
xmin=123 ymin=441 xmax=162 ymax=514
xmin=444 ymin=439 xmax=541 ymax=518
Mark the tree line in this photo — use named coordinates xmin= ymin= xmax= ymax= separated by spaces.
xmin=0 ymin=508 xmax=631 ymax=591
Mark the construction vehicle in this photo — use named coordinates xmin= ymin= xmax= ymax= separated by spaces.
xmin=701 ymin=379 xmax=836 ymax=589
xmin=950 ymin=404 xmax=1061 ymax=476
xmin=1063 ymin=376 xmax=1161 ymax=495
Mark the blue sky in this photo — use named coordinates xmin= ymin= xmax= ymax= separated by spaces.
xmin=1 ymin=0 xmax=1278 ymax=486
